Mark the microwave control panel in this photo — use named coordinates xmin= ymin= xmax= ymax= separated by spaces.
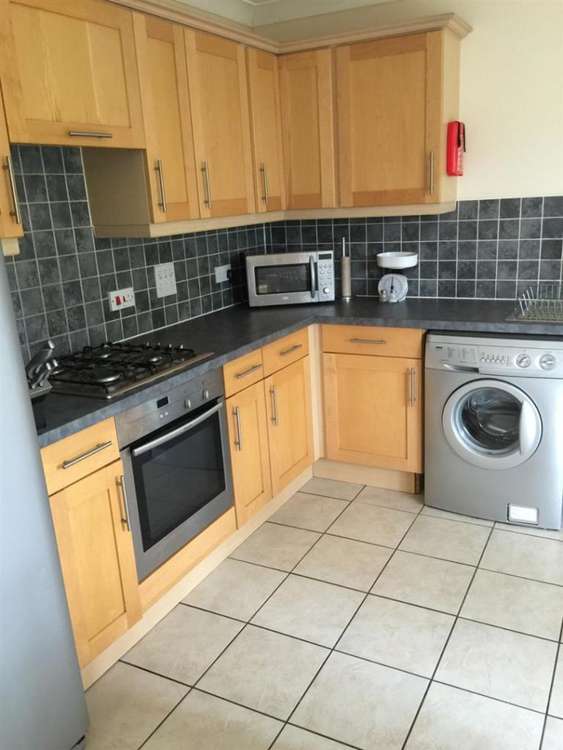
xmin=317 ymin=252 xmax=335 ymax=300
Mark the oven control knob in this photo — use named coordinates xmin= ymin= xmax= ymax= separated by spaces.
xmin=540 ymin=353 xmax=556 ymax=370
xmin=203 ymin=389 xmax=210 ymax=400
xmin=185 ymin=398 xmax=192 ymax=409
xmin=516 ymin=353 xmax=531 ymax=368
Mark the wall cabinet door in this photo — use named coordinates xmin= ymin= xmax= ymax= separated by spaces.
xmin=0 ymin=90 xmax=22 ymax=239
xmin=133 ymin=15 xmax=199 ymax=222
xmin=49 ymin=460 xmax=141 ymax=667
xmin=3 ymin=0 xmax=144 ymax=148
xmin=279 ymin=49 xmax=336 ymax=210
xmin=265 ymin=356 xmax=313 ymax=494
xmin=323 ymin=353 xmax=422 ymax=472
xmin=246 ymin=48 xmax=285 ymax=213
xmin=227 ymin=380 xmax=272 ymax=526
xmin=336 ymin=32 xmax=442 ymax=206
xmin=185 ymin=29 xmax=256 ymax=218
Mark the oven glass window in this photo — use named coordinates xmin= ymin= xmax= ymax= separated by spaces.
xmin=255 ymin=263 xmax=311 ymax=295
xmin=457 ymin=387 xmax=521 ymax=453
xmin=131 ymin=409 xmax=226 ymax=552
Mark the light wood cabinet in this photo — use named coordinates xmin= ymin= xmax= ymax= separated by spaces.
xmin=49 ymin=460 xmax=141 ymax=667
xmin=336 ymin=30 xmax=459 ymax=206
xmin=265 ymin=356 xmax=313 ymax=494
xmin=262 ymin=327 xmax=309 ymax=376
xmin=3 ymin=0 xmax=145 ymax=149
xmin=246 ymin=48 xmax=286 ymax=213
xmin=223 ymin=348 xmax=265 ymax=397
xmin=279 ymin=49 xmax=336 ymax=210
xmin=0 ymin=88 xmax=22 ymax=240
xmin=227 ymin=380 xmax=272 ymax=526
xmin=185 ymin=29 xmax=256 ymax=218
xmin=323 ymin=352 xmax=422 ymax=473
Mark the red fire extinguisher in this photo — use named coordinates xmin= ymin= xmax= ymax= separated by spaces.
xmin=447 ymin=121 xmax=465 ymax=176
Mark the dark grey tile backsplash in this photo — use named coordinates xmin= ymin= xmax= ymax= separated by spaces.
xmin=5 ymin=144 xmax=563 ymax=361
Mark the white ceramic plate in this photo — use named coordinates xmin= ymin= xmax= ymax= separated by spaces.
xmin=376 ymin=252 xmax=418 ymax=269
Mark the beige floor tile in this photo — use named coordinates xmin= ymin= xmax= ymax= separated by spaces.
xmin=292 ymin=651 xmax=427 ymax=749
xmin=198 ymin=625 xmax=328 ymax=719
xmin=143 ymin=689 xmax=281 ymax=750
xmin=295 ymin=535 xmax=392 ymax=592
xmin=436 ymin=619 xmax=557 ymax=712
xmin=399 ymin=516 xmax=490 ymax=565
xmin=272 ymin=725 xmax=349 ymax=749
xmin=356 ymin=485 xmax=423 ymax=513
xmin=405 ymin=682 xmax=544 ymax=750
xmin=421 ymin=506 xmax=493 ymax=527
xmin=301 ymin=477 xmax=362 ymax=501
xmin=86 ymin=662 xmax=188 ymax=750
xmin=183 ymin=558 xmax=285 ymax=621
xmin=461 ymin=569 xmax=563 ymax=640
xmin=371 ymin=551 xmax=474 ymax=614
xmin=270 ymin=493 xmax=349 ymax=532
xmin=550 ymin=652 xmax=563 ymax=718
xmin=123 ymin=606 xmax=242 ymax=685
xmin=496 ymin=522 xmax=563 ymax=542
xmin=252 ymin=574 xmax=363 ymax=647
xmin=231 ymin=523 xmax=320 ymax=572
xmin=480 ymin=530 xmax=563 ymax=586
xmin=329 ymin=502 xmax=415 ymax=548
xmin=338 ymin=596 xmax=453 ymax=677
xmin=542 ymin=717 xmax=563 ymax=750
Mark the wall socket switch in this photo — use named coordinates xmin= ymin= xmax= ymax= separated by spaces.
xmin=214 ymin=264 xmax=231 ymax=284
xmin=108 ymin=287 xmax=135 ymax=312
xmin=154 ymin=262 xmax=177 ymax=298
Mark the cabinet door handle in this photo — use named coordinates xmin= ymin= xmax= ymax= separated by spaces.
xmin=201 ymin=160 xmax=212 ymax=207
xmin=407 ymin=368 xmax=417 ymax=407
xmin=61 ymin=440 xmax=112 ymax=469
xmin=234 ymin=363 xmax=262 ymax=379
xmin=3 ymin=156 xmax=21 ymax=224
xmin=232 ymin=406 xmax=242 ymax=450
xmin=279 ymin=343 xmax=303 ymax=356
xmin=117 ymin=474 xmax=130 ymax=531
xmin=269 ymin=386 xmax=278 ymax=425
xmin=67 ymin=130 xmax=113 ymax=139
xmin=427 ymin=151 xmax=435 ymax=195
xmin=154 ymin=159 xmax=167 ymax=212
xmin=349 ymin=338 xmax=386 ymax=345
xmin=259 ymin=163 xmax=269 ymax=204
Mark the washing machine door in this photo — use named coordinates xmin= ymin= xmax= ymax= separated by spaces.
xmin=442 ymin=379 xmax=542 ymax=470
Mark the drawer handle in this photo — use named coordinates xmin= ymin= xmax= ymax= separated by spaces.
xmin=67 ymin=130 xmax=113 ymax=139
xmin=117 ymin=474 xmax=130 ymax=531
xmin=233 ymin=406 xmax=243 ymax=450
xmin=349 ymin=338 xmax=386 ymax=345
xmin=270 ymin=386 xmax=278 ymax=425
xmin=61 ymin=440 xmax=112 ymax=469
xmin=279 ymin=343 xmax=303 ymax=356
xmin=234 ymin=363 xmax=262 ymax=379
xmin=407 ymin=368 xmax=417 ymax=407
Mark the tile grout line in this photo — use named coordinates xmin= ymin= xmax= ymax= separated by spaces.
xmin=538 ymin=618 xmax=563 ymax=748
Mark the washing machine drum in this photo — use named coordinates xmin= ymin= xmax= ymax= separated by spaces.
xmin=442 ymin=379 xmax=542 ymax=470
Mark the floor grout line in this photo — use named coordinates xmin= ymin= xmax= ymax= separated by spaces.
xmin=539 ymin=619 xmax=563 ymax=748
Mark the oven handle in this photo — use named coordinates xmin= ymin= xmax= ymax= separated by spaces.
xmin=132 ymin=402 xmax=223 ymax=457
xmin=310 ymin=256 xmax=317 ymax=299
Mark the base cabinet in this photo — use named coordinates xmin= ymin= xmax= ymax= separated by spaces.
xmin=49 ymin=460 xmax=141 ymax=667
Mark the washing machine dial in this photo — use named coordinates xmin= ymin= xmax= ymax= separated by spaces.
xmin=516 ymin=353 xmax=531 ymax=368
xmin=539 ymin=353 xmax=556 ymax=370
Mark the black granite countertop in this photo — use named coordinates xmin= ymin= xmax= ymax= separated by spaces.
xmin=34 ymin=298 xmax=563 ymax=447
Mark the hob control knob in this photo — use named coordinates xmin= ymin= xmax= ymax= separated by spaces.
xmin=516 ymin=353 xmax=531 ymax=368
xmin=540 ymin=353 xmax=556 ymax=370
xmin=203 ymin=389 xmax=210 ymax=400
xmin=323 ymin=287 xmax=330 ymax=294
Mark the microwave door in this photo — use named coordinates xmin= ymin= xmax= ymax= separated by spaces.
xmin=249 ymin=253 xmax=318 ymax=306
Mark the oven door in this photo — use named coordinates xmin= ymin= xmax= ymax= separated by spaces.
xmin=121 ymin=400 xmax=233 ymax=581
xmin=247 ymin=252 xmax=319 ymax=306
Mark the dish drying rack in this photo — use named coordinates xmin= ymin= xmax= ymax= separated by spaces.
xmin=508 ymin=283 xmax=563 ymax=323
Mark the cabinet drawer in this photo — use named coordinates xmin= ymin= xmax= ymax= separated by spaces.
xmin=41 ymin=418 xmax=120 ymax=496
xmin=223 ymin=349 xmax=264 ymax=397
xmin=321 ymin=325 xmax=424 ymax=359
xmin=262 ymin=328 xmax=309 ymax=376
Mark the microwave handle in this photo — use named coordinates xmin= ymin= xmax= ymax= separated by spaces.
xmin=310 ymin=256 xmax=317 ymax=299
xmin=132 ymin=402 xmax=223 ymax=457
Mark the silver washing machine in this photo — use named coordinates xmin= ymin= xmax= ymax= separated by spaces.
xmin=425 ymin=333 xmax=563 ymax=529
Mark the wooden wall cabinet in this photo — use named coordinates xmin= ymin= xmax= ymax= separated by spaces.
xmin=0 ymin=88 xmax=22 ymax=241
xmin=336 ymin=30 xmax=459 ymax=207
xmin=246 ymin=48 xmax=286 ymax=213
xmin=3 ymin=0 xmax=145 ymax=149
xmin=279 ymin=49 xmax=336 ymax=210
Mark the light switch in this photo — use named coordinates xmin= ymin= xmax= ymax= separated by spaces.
xmin=154 ymin=262 xmax=177 ymax=298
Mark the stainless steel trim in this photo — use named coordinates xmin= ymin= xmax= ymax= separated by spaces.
xmin=61 ymin=440 xmax=112 ymax=469
xmin=349 ymin=338 xmax=386 ymax=345
xmin=234 ymin=363 xmax=262 ymax=379
xmin=233 ymin=406 xmax=242 ymax=451
xmin=3 ymin=156 xmax=21 ymax=224
xmin=201 ymin=160 xmax=212 ymax=207
xmin=427 ymin=151 xmax=435 ymax=195
xmin=67 ymin=130 xmax=113 ymax=139
xmin=279 ymin=343 xmax=303 ymax=357
xmin=132 ymin=402 xmax=222 ymax=456
xmin=117 ymin=474 xmax=130 ymax=530
xmin=270 ymin=386 xmax=278 ymax=425
xmin=259 ymin=163 xmax=269 ymax=203
xmin=309 ymin=256 xmax=317 ymax=299
xmin=154 ymin=159 xmax=167 ymax=212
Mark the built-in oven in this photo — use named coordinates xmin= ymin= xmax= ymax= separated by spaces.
xmin=246 ymin=250 xmax=335 ymax=307
xmin=116 ymin=369 xmax=233 ymax=581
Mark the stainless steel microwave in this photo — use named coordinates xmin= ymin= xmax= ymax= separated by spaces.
xmin=246 ymin=251 xmax=335 ymax=307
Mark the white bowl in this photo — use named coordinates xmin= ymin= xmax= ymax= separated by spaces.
xmin=376 ymin=252 xmax=418 ymax=270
